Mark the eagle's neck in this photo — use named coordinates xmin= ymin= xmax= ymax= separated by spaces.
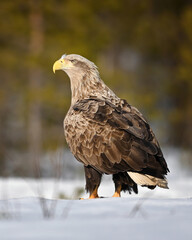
xmin=68 ymin=70 xmax=119 ymax=106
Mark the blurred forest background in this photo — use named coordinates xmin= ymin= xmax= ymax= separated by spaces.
xmin=0 ymin=0 xmax=192 ymax=177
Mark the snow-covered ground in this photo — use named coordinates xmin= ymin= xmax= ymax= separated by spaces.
xmin=0 ymin=197 xmax=191 ymax=240
xmin=0 ymin=149 xmax=192 ymax=240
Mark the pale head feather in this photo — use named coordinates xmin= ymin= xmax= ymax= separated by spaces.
xmin=59 ymin=54 xmax=118 ymax=105
xmin=61 ymin=54 xmax=98 ymax=71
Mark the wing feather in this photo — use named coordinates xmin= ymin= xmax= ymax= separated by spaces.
xmin=67 ymin=98 xmax=169 ymax=177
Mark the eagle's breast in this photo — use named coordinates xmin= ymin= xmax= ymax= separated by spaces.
xmin=64 ymin=108 xmax=86 ymax=156
xmin=63 ymin=102 xmax=124 ymax=172
xmin=64 ymin=106 xmax=101 ymax=165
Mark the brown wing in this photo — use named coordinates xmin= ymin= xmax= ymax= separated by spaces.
xmin=69 ymin=98 xmax=169 ymax=178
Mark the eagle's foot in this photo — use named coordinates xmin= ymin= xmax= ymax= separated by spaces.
xmin=88 ymin=186 xmax=99 ymax=199
xmin=112 ymin=186 xmax=121 ymax=197
xmin=112 ymin=192 xmax=121 ymax=197
xmin=79 ymin=195 xmax=99 ymax=200
xmin=80 ymin=188 xmax=99 ymax=200
xmin=89 ymin=194 xmax=99 ymax=199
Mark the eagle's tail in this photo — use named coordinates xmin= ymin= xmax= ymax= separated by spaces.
xmin=127 ymin=172 xmax=168 ymax=189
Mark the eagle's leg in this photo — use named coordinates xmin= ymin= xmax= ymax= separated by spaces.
xmin=112 ymin=172 xmax=138 ymax=197
xmin=112 ymin=186 xmax=121 ymax=197
xmin=84 ymin=166 xmax=102 ymax=199
xmin=112 ymin=173 xmax=122 ymax=197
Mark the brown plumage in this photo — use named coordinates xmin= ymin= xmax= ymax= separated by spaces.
xmin=53 ymin=54 xmax=169 ymax=198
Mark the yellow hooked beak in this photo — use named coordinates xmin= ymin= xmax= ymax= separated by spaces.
xmin=53 ymin=56 xmax=74 ymax=73
xmin=53 ymin=59 xmax=65 ymax=73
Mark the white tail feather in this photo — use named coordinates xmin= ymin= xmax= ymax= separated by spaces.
xmin=127 ymin=172 xmax=168 ymax=189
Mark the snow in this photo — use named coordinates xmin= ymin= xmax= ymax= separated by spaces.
xmin=0 ymin=198 xmax=192 ymax=240
xmin=0 ymin=149 xmax=192 ymax=240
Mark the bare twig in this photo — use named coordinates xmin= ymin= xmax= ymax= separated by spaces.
xmin=128 ymin=192 xmax=153 ymax=218
xmin=31 ymin=149 xmax=64 ymax=219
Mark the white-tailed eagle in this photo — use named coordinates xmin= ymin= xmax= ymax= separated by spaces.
xmin=53 ymin=54 xmax=169 ymax=199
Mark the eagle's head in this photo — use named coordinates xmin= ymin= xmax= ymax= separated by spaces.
xmin=53 ymin=54 xmax=110 ymax=105
xmin=53 ymin=54 xmax=98 ymax=78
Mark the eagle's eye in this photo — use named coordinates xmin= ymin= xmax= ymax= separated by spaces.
xmin=70 ymin=59 xmax=77 ymax=64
